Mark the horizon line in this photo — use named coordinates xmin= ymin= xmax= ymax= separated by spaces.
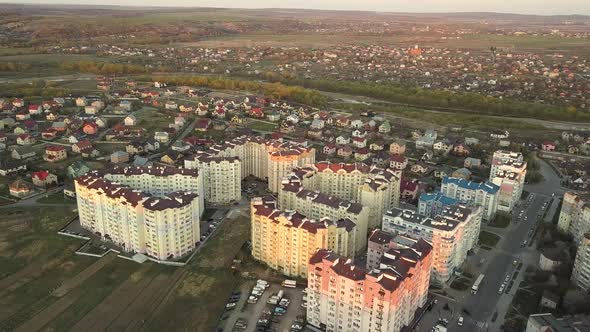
xmin=1 ymin=2 xmax=589 ymax=17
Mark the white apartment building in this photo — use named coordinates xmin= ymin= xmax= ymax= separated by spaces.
xmin=382 ymin=204 xmax=482 ymax=284
xmin=572 ymin=233 xmax=590 ymax=292
xmin=557 ymin=191 xmax=590 ymax=244
xmin=278 ymin=183 xmax=370 ymax=253
xmin=75 ymin=171 xmax=201 ymax=261
xmin=284 ymin=162 xmax=401 ymax=229
xmin=188 ymin=135 xmax=315 ymax=193
xmin=489 ymin=150 xmax=527 ymax=212
xmin=307 ymin=239 xmax=432 ymax=332
xmin=250 ymin=197 xmax=356 ymax=278
xmin=184 ymin=154 xmax=242 ymax=204
xmin=100 ymin=164 xmax=205 ymax=211
xmin=440 ymin=176 xmax=499 ymax=221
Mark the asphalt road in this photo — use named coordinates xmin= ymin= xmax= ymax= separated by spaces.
xmin=456 ymin=193 xmax=548 ymax=331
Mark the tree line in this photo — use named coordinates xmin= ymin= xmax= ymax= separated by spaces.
xmin=0 ymin=62 xmax=32 ymax=72
xmin=152 ymin=75 xmax=326 ymax=107
xmin=61 ymin=61 xmax=149 ymax=75
xmin=255 ymin=73 xmax=589 ymax=122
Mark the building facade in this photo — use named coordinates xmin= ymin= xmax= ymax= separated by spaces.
xmin=185 ymin=154 xmax=241 ymax=204
xmin=382 ymin=205 xmax=482 ymax=284
xmin=306 ymin=240 xmax=432 ymax=332
xmin=440 ymin=176 xmax=499 ymax=221
xmin=418 ymin=192 xmax=458 ymax=218
xmin=250 ymin=197 xmax=355 ymax=278
xmin=572 ymin=233 xmax=590 ymax=292
xmin=489 ymin=150 xmax=527 ymax=212
xmin=185 ymin=135 xmax=315 ymax=194
xmin=557 ymin=191 xmax=590 ymax=244
xmin=74 ymin=165 xmax=203 ymax=261
xmin=279 ymin=183 xmax=370 ymax=253
xmin=283 ymin=162 xmax=401 ymax=229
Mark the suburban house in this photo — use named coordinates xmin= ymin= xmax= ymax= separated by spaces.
xmin=464 ymin=157 xmax=482 ymax=169
xmin=195 ymin=118 xmax=211 ymax=132
xmin=16 ymin=134 xmax=35 ymax=145
xmin=389 ymin=154 xmax=408 ymax=170
xmin=32 ymin=171 xmax=58 ymax=187
xmin=82 ymin=122 xmax=99 ymax=135
xmin=337 ymin=146 xmax=353 ymax=158
xmin=416 ymin=129 xmax=437 ymax=149
xmin=389 ymin=140 xmax=407 ymax=155
xmin=379 ymin=121 xmax=391 ymax=133
xmin=11 ymin=146 xmax=36 ymax=160
xmin=9 ymin=179 xmax=33 ymax=198
xmin=126 ymin=141 xmax=145 ymax=155
xmin=336 ymin=135 xmax=350 ymax=145
xmin=124 ymin=114 xmax=137 ymax=126
xmin=411 ymin=162 xmax=431 ymax=175
xmin=352 ymin=136 xmax=367 ymax=148
xmin=72 ymin=140 xmax=93 ymax=154
xmin=154 ymin=132 xmax=170 ymax=143
xmin=452 ymin=143 xmax=471 ymax=156
xmin=44 ymin=145 xmax=67 ymax=162
xmin=542 ymin=141 xmax=556 ymax=151
xmin=323 ymin=143 xmax=336 ymax=155
xmin=110 ymin=151 xmax=130 ymax=164
xmin=95 ymin=117 xmax=108 ymax=128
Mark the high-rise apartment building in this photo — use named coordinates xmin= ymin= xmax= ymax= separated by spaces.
xmin=382 ymin=204 xmax=482 ymax=284
xmin=184 ymin=153 xmax=241 ymax=204
xmin=75 ymin=165 xmax=203 ymax=261
xmin=572 ymin=232 xmax=590 ymax=292
xmin=284 ymin=162 xmax=401 ymax=228
xmin=185 ymin=135 xmax=315 ymax=194
xmin=489 ymin=150 xmax=527 ymax=212
xmin=279 ymin=183 xmax=370 ymax=252
xmin=306 ymin=239 xmax=432 ymax=332
xmin=557 ymin=191 xmax=590 ymax=244
xmin=250 ymin=197 xmax=356 ymax=278
xmin=439 ymin=176 xmax=499 ymax=221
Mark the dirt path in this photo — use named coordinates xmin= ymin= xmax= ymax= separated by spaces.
xmin=13 ymin=294 xmax=81 ymax=332
xmin=69 ymin=268 xmax=156 ymax=331
xmin=0 ymin=260 xmax=47 ymax=297
xmin=53 ymin=253 xmax=116 ymax=297
xmin=111 ymin=273 xmax=182 ymax=332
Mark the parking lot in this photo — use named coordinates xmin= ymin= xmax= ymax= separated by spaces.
xmin=242 ymin=177 xmax=274 ymax=200
xmin=220 ymin=281 xmax=306 ymax=332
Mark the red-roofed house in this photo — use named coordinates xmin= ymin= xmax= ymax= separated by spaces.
xmin=542 ymin=141 xmax=556 ymax=151
xmin=195 ymin=118 xmax=211 ymax=132
xmin=323 ymin=143 xmax=336 ymax=155
xmin=16 ymin=134 xmax=35 ymax=145
xmin=337 ymin=146 xmax=353 ymax=158
xmin=22 ymin=120 xmax=38 ymax=131
xmin=389 ymin=154 xmax=408 ymax=170
xmin=352 ymin=136 xmax=367 ymax=148
xmin=400 ymin=178 xmax=419 ymax=202
xmin=249 ymin=108 xmax=264 ymax=118
xmin=44 ymin=145 xmax=67 ymax=162
xmin=28 ymin=104 xmax=41 ymax=115
xmin=72 ymin=140 xmax=93 ymax=154
xmin=12 ymin=98 xmax=24 ymax=108
xmin=32 ymin=171 xmax=58 ymax=188
xmin=83 ymin=122 xmax=99 ymax=135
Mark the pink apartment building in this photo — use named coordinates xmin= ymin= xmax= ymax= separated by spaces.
xmin=306 ymin=237 xmax=432 ymax=332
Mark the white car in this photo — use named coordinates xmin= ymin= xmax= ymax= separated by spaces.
xmin=498 ymin=285 xmax=505 ymax=294
xmin=458 ymin=316 xmax=464 ymax=326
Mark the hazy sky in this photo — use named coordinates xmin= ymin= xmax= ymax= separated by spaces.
xmin=5 ymin=0 xmax=590 ymax=15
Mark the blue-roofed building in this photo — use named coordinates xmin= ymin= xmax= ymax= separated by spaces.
xmin=440 ymin=176 xmax=499 ymax=221
xmin=418 ymin=192 xmax=459 ymax=217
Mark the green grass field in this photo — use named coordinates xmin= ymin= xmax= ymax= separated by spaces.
xmin=479 ymin=230 xmax=501 ymax=248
